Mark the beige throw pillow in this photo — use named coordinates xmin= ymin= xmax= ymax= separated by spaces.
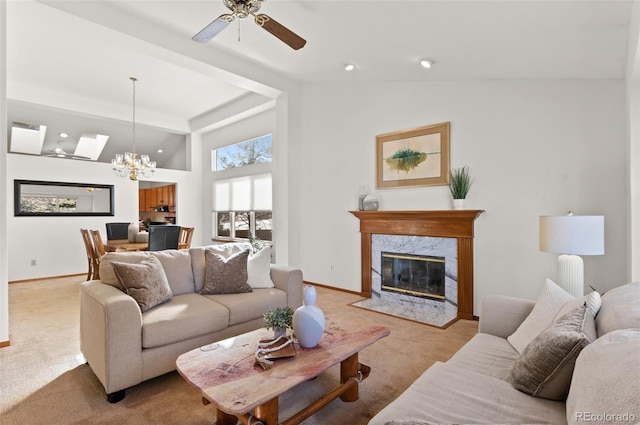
xmin=595 ymin=282 xmax=640 ymax=337
xmin=508 ymin=304 xmax=596 ymax=401
xmin=111 ymin=256 xmax=173 ymax=312
xmin=507 ymin=278 xmax=575 ymax=353
xmin=554 ymin=290 xmax=601 ymax=321
xmin=200 ymin=248 xmax=252 ymax=295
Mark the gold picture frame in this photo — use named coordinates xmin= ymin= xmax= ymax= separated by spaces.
xmin=376 ymin=122 xmax=450 ymax=189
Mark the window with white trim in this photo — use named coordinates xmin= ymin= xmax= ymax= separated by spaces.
xmin=212 ymin=134 xmax=272 ymax=171
xmin=212 ymin=173 xmax=272 ymax=242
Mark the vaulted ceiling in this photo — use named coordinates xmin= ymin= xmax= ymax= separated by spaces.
xmin=6 ymin=1 xmax=634 ymax=167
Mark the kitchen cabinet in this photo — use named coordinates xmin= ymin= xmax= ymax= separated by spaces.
xmin=157 ymin=185 xmax=170 ymax=206
xmin=145 ymin=188 xmax=157 ymax=211
xmin=139 ymin=184 xmax=177 ymax=212
xmin=168 ymin=184 xmax=175 ymax=208
xmin=138 ymin=189 xmax=146 ymax=212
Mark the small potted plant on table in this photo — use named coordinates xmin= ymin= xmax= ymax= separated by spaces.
xmin=263 ymin=306 xmax=294 ymax=338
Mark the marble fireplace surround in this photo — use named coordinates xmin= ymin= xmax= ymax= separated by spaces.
xmin=350 ymin=210 xmax=484 ymax=321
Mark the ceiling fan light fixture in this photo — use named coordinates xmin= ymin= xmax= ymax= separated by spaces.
xmin=193 ymin=0 xmax=306 ymax=50
xmin=344 ymin=63 xmax=355 ymax=72
xmin=419 ymin=58 xmax=435 ymax=69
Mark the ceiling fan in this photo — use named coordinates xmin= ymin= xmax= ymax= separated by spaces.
xmin=44 ymin=141 xmax=91 ymax=160
xmin=193 ymin=0 xmax=306 ymax=50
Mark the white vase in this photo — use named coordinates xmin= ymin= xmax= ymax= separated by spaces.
xmin=452 ymin=199 xmax=466 ymax=210
xmin=293 ymin=286 xmax=326 ymax=348
xmin=128 ymin=222 xmax=139 ymax=242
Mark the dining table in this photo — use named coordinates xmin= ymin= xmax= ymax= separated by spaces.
xmin=105 ymin=239 xmax=148 ymax=252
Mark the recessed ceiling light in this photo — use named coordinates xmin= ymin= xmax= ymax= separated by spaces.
xmin=344 ymin=64 xmax=355 ymax=72
xmin=157 ymin=149 xmax=163 ymax=153
xmin=58 ymin=132 xmax=68 ymax=138
xmin=419 ymin=58 xmax=435 ymax=69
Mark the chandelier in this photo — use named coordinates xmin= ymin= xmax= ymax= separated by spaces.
xmin=111 ymin=77 xmax=156 ymax=181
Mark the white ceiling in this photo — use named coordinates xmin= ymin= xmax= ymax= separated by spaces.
xmin=6 ymin=0 xmax=634 ymax=166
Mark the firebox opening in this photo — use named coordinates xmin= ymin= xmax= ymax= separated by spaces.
xmin=381 ymin=252 xmax=446 ymax=300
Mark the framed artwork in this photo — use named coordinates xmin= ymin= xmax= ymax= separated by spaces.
xmin=376 ymin=122 xmax=450 ymax=189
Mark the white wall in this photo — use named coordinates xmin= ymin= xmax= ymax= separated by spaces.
xmin=628 ymin=82 xmax=640 ymax=281
xmin=1 ymin=0 xmax=9 ymax=344
xmin=297 ymin=80 xmax=628 ymax=313
xmin=628 ymin=1 xmax=640 ymax=282
xmin=6 ymin=153 xmax=205 ymax=281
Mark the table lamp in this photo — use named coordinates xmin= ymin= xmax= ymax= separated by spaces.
xmin=539 ymin=212 xmax=604 ymax=297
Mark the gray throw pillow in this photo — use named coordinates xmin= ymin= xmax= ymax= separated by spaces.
xmin=200 ymin=248 xmax=252 ymax=295
xmin=111 ymin=256 xmax=173 ymax=312
xmin=508 ymin=304 xmax=596 ymax=401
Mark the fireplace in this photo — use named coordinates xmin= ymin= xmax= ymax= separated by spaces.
xmin=381 ymin=252 xmax=446 ymax=300
xmin=350 ymin=210 xmax=484 ymax=322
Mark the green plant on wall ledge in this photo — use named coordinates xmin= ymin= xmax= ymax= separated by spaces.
xmin=450 ymin=166 xmax=473 ymax=199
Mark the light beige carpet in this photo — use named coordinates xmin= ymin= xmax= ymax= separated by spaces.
xmin=0 ymin=277 xmax=478 ymax=425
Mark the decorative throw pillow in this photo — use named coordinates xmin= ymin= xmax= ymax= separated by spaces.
xmin=554 ymin=290 xmax=601 ymax=321
xmin=200 ymin=248 xmax=252 ymax=295
xmin=111 ymin=256 xmax=173 ymax=312
xmin=508 ymin=304 xmax=596 ymax=400
xmin=507 ymin=278 xmax=575 ymax=353
xmin=247 ymin=247 xmax=274 ymax=289
xmin=595 ymin=282 xmax=640 ymax=337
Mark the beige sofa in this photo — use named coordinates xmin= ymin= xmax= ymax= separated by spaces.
xmin=80 ymin=245 xmax=303 ymax=403
xmin=369 ymin=281 xmax=640 ymax=425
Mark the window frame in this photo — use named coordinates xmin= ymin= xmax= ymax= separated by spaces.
xmin=211 ymin=133 xmax=274 ymax=244
xmin=213 ymin=210 xmax=272 ymax=243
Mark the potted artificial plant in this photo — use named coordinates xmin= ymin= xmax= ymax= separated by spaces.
xmin=263 ymin=306 xmax=294 ymax=338
xmin=449 ymin=166 xmax=473 ymax=209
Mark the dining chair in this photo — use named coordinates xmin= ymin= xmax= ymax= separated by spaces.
xmin=105 ymin=222 xmax=130 ymax=240
xmin=148 ymin=225 xmax=181 ymax=251
xmin=178 ymin=227 xmax=194 ymax=250
xmin=89 ymin=230 xmax=109 ymax=279
xmin=80 ymin=229 xmax=95 ymax=280
xmin=90 ymin=229 xmax=116 ymax=256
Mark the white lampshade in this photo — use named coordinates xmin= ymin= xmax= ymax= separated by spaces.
xmin=539 ymin=214 xmax=605 ymax=255
xmin=539 ymin=213 xmax=604 ymax=298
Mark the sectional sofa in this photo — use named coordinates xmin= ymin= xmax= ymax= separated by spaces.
xmin=79 ymin=243 xmax=303 ymax=402
xmin=369 ymin=280 xmax=640 ymax=425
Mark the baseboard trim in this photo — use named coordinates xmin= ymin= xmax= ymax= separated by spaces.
xmin=9 ymin=273 xmax=85 ymax=284
xmin=0 ymin=340 xmax=10 ymax=348
xmin=303 ymin=280 xmax=364 ymax=297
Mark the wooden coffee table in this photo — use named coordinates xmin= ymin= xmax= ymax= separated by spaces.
xmin=176 ymin=318 xmax=390 ymax=425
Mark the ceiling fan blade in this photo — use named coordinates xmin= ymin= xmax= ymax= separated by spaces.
xmin=254 ymin=14 xmax=306 ymax=50
xmin=192 ymin=14 xmax=233 ymax=43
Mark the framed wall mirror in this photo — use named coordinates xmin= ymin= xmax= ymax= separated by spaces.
xmin=14 ymin=180 xmax=114 ymax=216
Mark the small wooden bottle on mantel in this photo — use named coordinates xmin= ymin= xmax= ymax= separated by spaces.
xmin=293 ymin=286 xmax=326 ymax=348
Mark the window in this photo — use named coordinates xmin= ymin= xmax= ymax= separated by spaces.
xmin=212 ymin=134 xmax=272 ymax=171
xmin=213 ymin=174 xmax=272 ymax=241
